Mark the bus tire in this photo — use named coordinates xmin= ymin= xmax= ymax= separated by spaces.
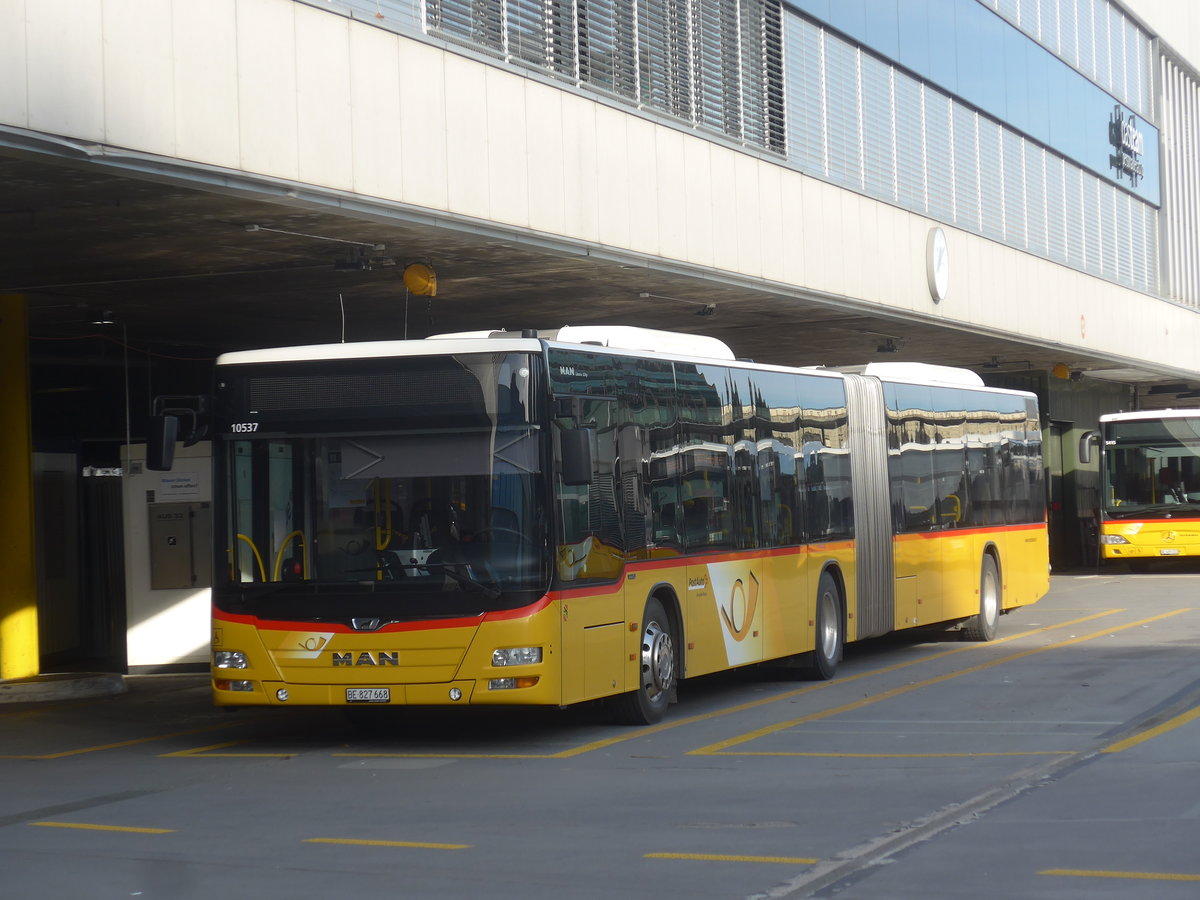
xmin=808 ymin=570 xmax=843 ymax=680
xmin=613 ymin=597 xmax=677 ymax=725
xmin=963 ymin=555 xmax=1000 ymax=641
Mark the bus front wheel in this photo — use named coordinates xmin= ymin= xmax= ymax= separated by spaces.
xmin=963 ymin=555 xmax=1000 ymax=641
xmin=614 ymin=597 xmax=677 ymax=725
xmin=808 ymin=570 xmax=843 ymax=680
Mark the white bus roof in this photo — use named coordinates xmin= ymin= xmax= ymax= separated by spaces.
xmin=860 ymin=361 xmax=985 ymax=387
xmin=216 ymin=337 xmax=543 ymax=366
xmin=1101 ymin=408 xmax=1200 ymax=423
xmin=217 ymin=328 xmax=1000 ymax=393
xmin=217 ymin=325 xmax=736 ymax=366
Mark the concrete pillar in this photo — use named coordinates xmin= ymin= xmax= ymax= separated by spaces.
xmin=0 ymin=294 xmax=39 ymax=679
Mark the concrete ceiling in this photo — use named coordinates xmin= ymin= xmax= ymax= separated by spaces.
xmin=4 ymin=149 xmax=1197 ymax=408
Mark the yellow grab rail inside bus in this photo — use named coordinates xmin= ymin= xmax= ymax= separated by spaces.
xmin=235 ymin=533 xmax=267 ymax=583
xmin=272 ymin=530 xmax=309 ymax=581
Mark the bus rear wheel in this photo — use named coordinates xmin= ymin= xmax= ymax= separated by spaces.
xmin=613 ymin=597 xmax=676 ymax=725
xmin=807 ymin=570 xmax=843 ymax=680
xmin=963 ymin=555 xmax=1000 ymax=641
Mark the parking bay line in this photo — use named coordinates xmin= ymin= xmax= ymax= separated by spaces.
xmin=325 ymin=610 xmax=1125 ymax=762
xmin=0 ymin=721 xmax=241 ymax=760
xmin=305 ymin=837 xmax=469 ymax=850
xmin=646 ymin=852 xmax=819 ymax=865
xmin=689 ymin=609 xmax=1190 ymax=758
xmin=30 ymin=821 xmax=174 ymax=834
xmin=160 ymin=739 xmax=297 ymax=759
xmin=1101 ymin=703 xmax=1200 ymax=754
xmin=1041 ymin=868 xmax=1200 ymax=882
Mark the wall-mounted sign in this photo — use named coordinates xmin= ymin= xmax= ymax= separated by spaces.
xmin=1108 ymin=104 xmax=1144 ymax=188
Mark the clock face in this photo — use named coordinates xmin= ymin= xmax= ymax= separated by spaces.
xmin=927 ymin=227 xmax=949 ymax=302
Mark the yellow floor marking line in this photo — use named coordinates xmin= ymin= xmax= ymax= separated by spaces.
xmin=690 ymin=609 xmax=1188 ymax=756
xmin=1102 ymin=703 xmax=1200 ymax=754
xmin=646 ymin=852 xmax=819 ymax=864
xmin=304 ymin=837 xmax=469 ymax=850
xmin=1041 ymin=868 xmax=1200 ymax=882
xmin=31 ymin=821 xmax=174 ymax=834
xmin=160 ymin=739 xmax=297 ymax=759
xmin=330 ymin=610 xmax=1124 ymax=762
xmin=727 ymin=750 xmax=1072 ymax=758
xmin=1 ymin=721 xmax=241 ymax=760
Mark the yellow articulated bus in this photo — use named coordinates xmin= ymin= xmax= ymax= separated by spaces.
xmin=1082 ymin=410 xmax=1200 ymax=568
xmin=190 ymin=326 xmax=1047 ymax=724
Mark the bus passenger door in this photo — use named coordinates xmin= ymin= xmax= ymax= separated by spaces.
xmin=554 ymin=396 xmax=628 ymax=705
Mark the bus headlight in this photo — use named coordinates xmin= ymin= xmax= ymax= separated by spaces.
xmin=492 ymin=647 xmax=542 ymax=667
xmin=1100 ymin=534 xmax=1130 ymax=545
xmin=213 ymin=650 xmax=249 ymax=669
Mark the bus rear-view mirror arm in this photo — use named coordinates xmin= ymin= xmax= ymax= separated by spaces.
xmin=1079 ymin=430 xmax=1099 ymax=465
xmin=146 ymin=395 xmax=211 ymax=471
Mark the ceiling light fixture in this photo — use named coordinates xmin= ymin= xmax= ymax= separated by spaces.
xmin=638 ymin=292 xmax=718 ymax=317
xmin=877 ymin=338 xmax=898 ymax=354
xmin=244 ymin=223 xmax=396 ymax=270
xmin=982 ymin=357 xmax=1031 ymax=370
xmin=243 ymin=223 xmax=385 ymax=251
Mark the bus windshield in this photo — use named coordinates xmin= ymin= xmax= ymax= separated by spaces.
xmin=1104 ymin=416 xmax=1200 ymax=517
xmin=215 ymin=352 xmax=549 ymax=620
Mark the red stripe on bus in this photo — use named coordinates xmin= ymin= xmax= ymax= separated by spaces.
xmin=1101 ymin=517 xmax=1200 ymax=526
xmin=893 ymin=523 xmax=1047 ymax=542
xmin=212 ymin=597 xmax=555 ymax=634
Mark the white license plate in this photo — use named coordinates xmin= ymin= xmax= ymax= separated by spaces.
xmin=346 ymin=688 xmax=390 ymax=703
xmin=1159 ymin=548 xmax=1181 ymax=556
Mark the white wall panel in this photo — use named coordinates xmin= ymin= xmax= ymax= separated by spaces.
xmin=653 ymin=127 xmax=687 ymax=261
xmin=756 ymin=162 xmax=784 ymax=284
xmin=102 ymin=0 xmax=175 ymax=157
xmin=734 ymin=154 xmax=764 ymax=278
xmin=295 ymin=5 xmax=353 ymax=191
xmin=173 ymin=0 xmax=239 ymax=169
xmin=709 ymin=146 xmax=739 ymax=272
xmin=624 ymin=117 xmax=660 ymax=256
xmin=524 ymin=81 xmax=566 ymax=238
xmin=594 ymin=105 xmax=631 ymax=250
xmin=396 ymin=39 xmax=449 ymax=212
xmin=25 ymin=0 xmax=103 ymax=140
xmin=798 ymin=176 xmax=833 ymax=294
xmin=235 ymin=0 xmax=299 ymax=180
xmin=777 ymin=170 xmax=806 ymax=288
xmin=559 ymin=93 xmax=599 ymax=244
xmin=485 ymin=67 xmax=529 ymax=229
xmin=837 ymin=192 xmax=867 ymax=302
xmin=348 ymin=23 xmax=404 ymax=201
xmin=687 ymin=140 xmax=717 ymax=268
xmin=0 ymin=0 xmax=29 ymax=127
xmin=443 ymin=54 xmax=489 ymax=220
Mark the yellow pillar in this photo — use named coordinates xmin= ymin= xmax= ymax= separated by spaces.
xmin=0 ymin=293 xmax=39 ymax=679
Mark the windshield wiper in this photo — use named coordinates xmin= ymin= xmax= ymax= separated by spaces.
xmin=385 ymin=560 xmax=501 ymax=601
xmin=1108 ymin=503 xmax=1200 ymax=518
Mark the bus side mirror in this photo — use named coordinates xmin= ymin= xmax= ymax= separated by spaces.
xmin=145 ymin=415 xmax=179 ymax=471
xmin=1079 ymin=430 xmax=1098 ymax=465
xmin=560 ymin=428 xmax=594 ymax=486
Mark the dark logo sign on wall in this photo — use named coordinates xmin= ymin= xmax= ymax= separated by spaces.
xmin=1109 ymin=104 xmax=1145 ymax=187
